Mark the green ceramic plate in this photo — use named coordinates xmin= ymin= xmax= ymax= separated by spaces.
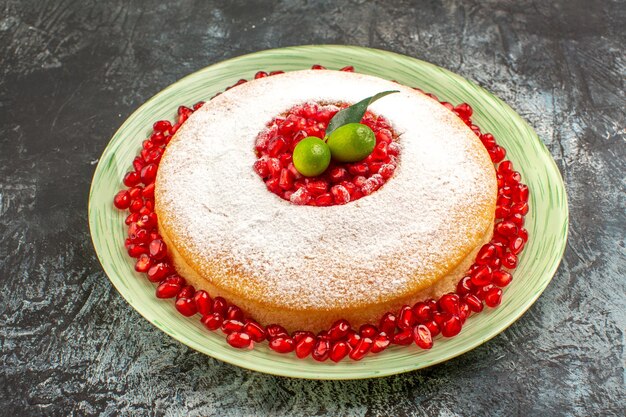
xmin=89 ymin=45 xmax=568 ymax=379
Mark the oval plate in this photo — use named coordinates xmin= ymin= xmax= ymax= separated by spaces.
xmin=89 ymin=45 xmax=568 ymax=379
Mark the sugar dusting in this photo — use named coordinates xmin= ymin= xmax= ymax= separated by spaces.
xmin=155 ymin=70 xmax=496 ymax=309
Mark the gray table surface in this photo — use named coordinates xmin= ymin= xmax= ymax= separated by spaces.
xmin=1 ymin=0 xmax=624 ymax=416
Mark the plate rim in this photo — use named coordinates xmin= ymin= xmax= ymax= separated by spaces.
xmin=88 ymin=44 xmax=569 ymax=379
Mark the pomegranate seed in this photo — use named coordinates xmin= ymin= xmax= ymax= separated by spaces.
xmin=125 ymin=212 xmax=140 ymax=225
xmin=398 ymin=305 xmax=416 ymax=329
xmin=346 ymin=330 xmax=361 ymax=348
xmin=370 ymin=333 xmax=391 ymax=353
xmin=315 ymin=193 xmax=333 ymax=206
xmin=311 ymin=64 xmax=326 ymax=70
xmin=349 ymin=337 xmax=373 ymax=360
xmin=155 ymin=279 xmax=182 ymax=299
xmin=140 ymin=163 xmax=157 ymax=184
xmin=269 ymin=337 xmax=295 ymax=353
xmin=147 ymin=262 xmax=172 ymax=282
xmin=513 ymin=184 xmax=529 ymax=203
xmin=142 ymin=183 xmax=155 ymax=199
xmin=244 ymin=321 xmax=266 ymax=342
xmin=193 ymin=290 xmax=212 ymax=315
xmin=113 ymin=190 xmax=131 ymax=209
xmin=498 ymin=160 xmax=513 ymax=173
xmin=254 ymin=71 xmax=268 ymax=79
xmin=413 ymin=324 xmax=433 ymax=349
xmin=509 ymin=237 xmax=525 ymax=255
xmin=227 ymin=332 xmax=252 ymax=349
xmin=490 ymin=146 xmax=506 ymax=163
xmin=127 ymin=244 xmax=148 ymax=258
xmin=201 ymin=312 xmax=223 ymax=330
xmin=392 ymin=329 xmax=413 ymax=345
xmin=476 ymin=244 xmax=496 ymax=265
xmin=470 ymin=264 xmax=492 ymax=286
xmin=221 ymin=319 xmax=244 ymax=335
xmin=269 ymin=71 xmax=284 ymax=76
xmin=519 ymin=228 xmax=529 ymax=242
xmin=328 ymin=319 xmax=351 ymax=341
xmin=128 ymin=186 xmax=142 ymax=199
xmin=413 ymin=302 xmax=433 ymax=323
xmin=495 ymin=220 xmax=518 ymax=238
xmin=454 ymin=103 xmax=473 ymax=120
xmin=123 ymin=171 xmax=141 ymax=187
xmin=128 ymin=198 xmax=143 ymax=213
xmin=312 ymin=338 xmax=330 ymax=361
xmin=226 ymin=305 xmax=244 ymax=321
xmin=295 ymin=335 xmax=316 ymax=358
xmin=438 ymin=293 xmax=460 ymax=315
xmin=340 ymin=65 xmax=354 ymax=72
xmin=484 ymin=287 xmax=503 ymax=307
xmin=359 ymin=324 xmax=378 ymax=338
xmin=456 ymin=276 xmax=474 ymax=295
xmin=212 ymin=297 xmax=227 ymax=316
xmin=266 ymin=324 xmax=289 ymax=340
xmin=441 ymin=315 xmax=462 ymax=337
xmin=148 ymin=239 xmax=167 ymax=260
xmin=502 ymin=253 xmax=518 ymax=269
xmin=464 ymin=294 xmax=484 ymax=312
xmin=175 ymin=297 xmax=197 ymax=317
xmin=292 ymin=330 xmax=314 ymax=344
xmin=329 ymin=341 xmax=351 ymax=362
xmin=511 ymin=202 xmax=529 ymax=216
xmin=134 ymin=254 xmax=152 ymax=273
xmin=176 ymin=286 xmax=195 ymax=301
xmin=330 ymin=185 xmax=350 ymax=205
xmin=492 ymin=270 xmax=513 ymax=287
xmin=505 ymin=171 xmax=521 ymax=185
xmin=329 ymin=167 xmax=347 ymax=183
xmin=379 ymin=312 xmax=398 ymax=335
xmin=459 ymin=301 xmax=470 ymax=323
xmin=425 ymin=320 xmax=440 ymax=337
xmin=153 ymin=120 xmax=172 ymax=134
xmin=254 ymin=159 xmax=269 ymax=178
xmin=379 ymin=163 xmax=395 ymax=179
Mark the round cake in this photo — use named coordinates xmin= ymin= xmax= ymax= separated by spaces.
xmin=155 ymin=70 xmax=497 ymax=332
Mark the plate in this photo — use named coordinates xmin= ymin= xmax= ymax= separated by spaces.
xmin=89 ymin=45 xmax=568 ymax=379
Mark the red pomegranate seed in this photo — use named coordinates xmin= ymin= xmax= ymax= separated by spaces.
xmin=153 ymin=120 xmax=172 ymax=134
xmin=123 ymin=171 xmax=141 ymax=187
xmin=306 ymin=180 xmax=329 ymax=196
xmin=513 ymin=184 xmax=529 ymax=203
xmin=155 ymin=279 xmax=182 ymax=299
xmin=492 ymin=270 xmax=513 ymax=287
xmin=221 ymin=319 xmax=244 ymax=335
xmin=226 ymin=305 xmax=244 ymax=321
xmin=502 ymin=253 xmax=518 ymax=269
xmin=441 ymin=315 xmax=462 ymax=337
xmin=454 ymin=103 xmax=473 ymax=120
xmin=175 ymin=297 xmax=197 ymax=317
xmin=505 ymin=171 xmax=521 ymax=185
xmin=349 ymin=337 xmax=373 ymax=360
xmin=244 ymin=321 xmax=266 ymax=342
xmin=340 ymin=66 xmax=354 ymax=72
xmin=475 ymin=284 xmax=495 ymax=301
xmin=201 ymin=312 xmax=223 ymax=331
xmin=147 ymin=262 xmax=172 ymax=282
xmin=346 ymin=330 xmax=360 ymax=348
xmin=511 ymin=202 xmax=529 ymax=216
xmin=128 ymin=186 xmax=142 ymax=199
xmin=330 ymin=185 xmax=350 ymax=205
xmin=458 ymin=301 xmax=470 ymax=322
xmin=295 ymin=335 xmax=316 ymax=358
xmin=456 ymin=276 xmax=474 ymax=295
xmin=329 ymin=167 xmax=347 ymax=183
xmin=470 ymin=264 xmax=492 ymax=286
xmin=476 ymin=244 xmax=496 ymax=265
xmin=519 ymin=228 xmax=529 ymax=242
xmin=269 ymin=337 xmax=295 ymax=353
xmin=464 ymin=294 xmax=484 ymax=313
xmin=148 ymin=239 xmax=167 ymax=260
xmin=328 ymin=319 xmax=351 ymax=341
xmin=508 ymin=237 xmax=525 ymax=255
xmin=379 ymin=163 xmax=395 ymax=179
xmin=253 ymin=159 xmax=269 ymax=178
xmin=269 ymin=71 xmax=284 ymax=76
xmin=134 ymin=254 xmax=152 ymax=273
xmin=398 ymin=305 xmax=416 ymax=329
xmin=490 ymin=146 xmax=506 ymax=163
xmin=142 ymin=183 xmax=155 ymax=199
xmin=128 ymin=198 xmax=144 ymax=213
xmin=266 ymin=324 xmax=289 ymax=340
xmin=413 ymin=324 xmax=433 ymax=349
xmin=227 ymin=332 xmax=251 ymax=349
xmin=315 ymin=193 xmax=333 ymax=206
xmin=413 ymin=302 xmax=433 ymax=323
xmin=311 ymin=64 xmax=326 ymax=70
xmin=392 ymin=329 xmax=413 ymax=345
xmin=176 ymin=285 xmax=195 ymax=300
xmin=370 ymin=333 xmax=391 ymax=353
xmin=292 ymin=330 xmax=314 ymax=344
xmin=438 ymin=293 xmax=460 ymax=315
xmin=329 ymin=341 xmax=351 ymax=362
xmin=193 ymin=290 xmax=212 ymax=315
xmin=140 ymin=163 xmax=157 ymax=184
xmin=127 ymin=244 xmax=148 ymax=258
xmin=379 ymin=312 xmax=398 ymax=335
xmin=212 ymin=297 xmax=227 ymax=316
xmin=267 ymin=137 xmax=287 ymax=157
xmin=359 ymin=324 xmax=378 ymax=339
xmin=254 ymin=71 xmax=268 ymax=79
xmin=312 ymin=338 xmax=330 ymax=361
xmin=113 ymin=190 xmax=131 ymax=209
xmin=484 ymin=287 xmax=503 ymax=307
xmin=495 ymin=220 xmax=518 ymax=237
xmin=425 ymin=320 xmax=440 ymax=337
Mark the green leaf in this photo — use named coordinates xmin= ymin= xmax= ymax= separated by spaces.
xmin=325 ymin=90 xmax=399 ymax=137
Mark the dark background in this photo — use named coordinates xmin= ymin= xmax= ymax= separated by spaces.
xmin=1 ymin=0 xmax=624 ymax=416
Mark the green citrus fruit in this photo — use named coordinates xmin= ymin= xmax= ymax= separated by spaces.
xmin=293 ymin=136 xmax=331 ymax=177
xmin=326 ymin=123 xmax=376 ymax=162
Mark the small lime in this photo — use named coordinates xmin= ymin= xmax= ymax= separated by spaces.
xmin=293 ymin=136 xmax=331 ymax=177
xmin=326 ymin=123 xmax=376 ymax=163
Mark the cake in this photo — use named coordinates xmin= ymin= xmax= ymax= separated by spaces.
xmin=154 ymin=70 xmax=498 ymax=332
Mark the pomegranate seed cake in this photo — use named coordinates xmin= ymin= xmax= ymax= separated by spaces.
xmin=154 ymin=70 xmax=497 ymax=332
